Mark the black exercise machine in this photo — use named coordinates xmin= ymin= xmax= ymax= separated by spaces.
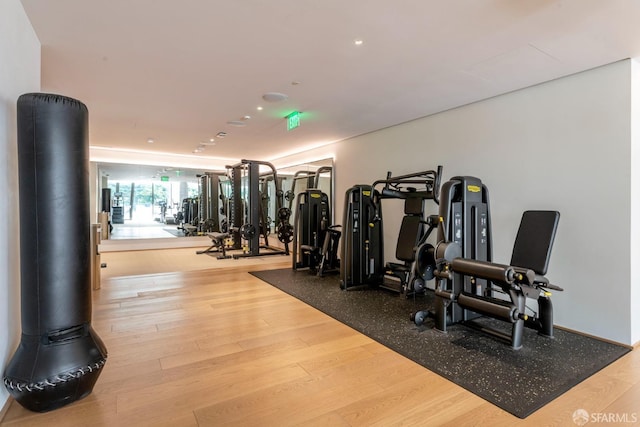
xmin=413 ymin=176 xmax=562 ymax=350
xmin=340 ymin=184 xmax=384 ymax=289
xmin=197 ymin=172 xmax=225 ymax=233
xmin=177 ymin=197 xmax=199 ymax=236
xmin=196 ymin=172 xmax=232 ymax=258
xmin=292 ymin=189 xmax=329 ymax=272
xmin=340 ymin=166 xmax=443 ymax=292
xmin=291 ymin=166 xmax=340 ymax=276
xmin=226 ymin=159 xmax=293 ymax=259
xmin=111 ymin=192 xmax=124 ymax=224
xmin=383 ymin=197 xmax=441 ymax=295
xmin=317 ymin=224 xmax=342 ymax=277
xmin=292 ymin=188 xmax=341 ymax=276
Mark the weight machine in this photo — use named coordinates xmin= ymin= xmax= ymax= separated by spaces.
xmin=195 ymin=172 xmax=232 ymax=258
xmin=291 ymin=189 xmax=341 ymax=276
xmin=340 ymin=184 xmax=382 ymax=289
xmin=226 ymin=159 xmax=293 ymax=259
xmin=111 ymin=191 xmax=124 ymax=225
xmin=197 ymin=172 xmax=225 ymax=233
xmin=412 ymin=176 xmax=563 ymax=350
xmin=259 ymin=172 xmax=285 ymax=236
xmin=340 ymin=166 xmax=443 ymax=292
xmin=177 ymin=197 xmax=199 ymax=236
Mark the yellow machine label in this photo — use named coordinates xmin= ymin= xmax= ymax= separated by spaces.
xmin=363 ymin=190 xmax=371 ymax=196
xmin=467 ymin=185 xmax=481 ymax=193
xmin=311 ymin=193 xmax=321 ymax=198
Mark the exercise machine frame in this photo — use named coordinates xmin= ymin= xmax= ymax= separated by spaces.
xmin=226 ymin=159 xmax=292 ymax=259
xmin=416 ymin=176 xmax=562 ymax=350
xmin=292 ymin=188 xmax=341 ymax=276
xmin=340 ymin=166 xmax=443 ymax=291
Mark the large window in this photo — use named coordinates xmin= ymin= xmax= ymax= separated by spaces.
xmin=106 ymin=181 xmax=199 ymax=223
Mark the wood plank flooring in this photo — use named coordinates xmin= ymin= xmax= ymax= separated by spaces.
xmin=1 ymin=250 xmax=639 ymax=426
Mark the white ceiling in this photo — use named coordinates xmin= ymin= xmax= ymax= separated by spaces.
xmin=20 ymin=0 xmax=640 ymax=177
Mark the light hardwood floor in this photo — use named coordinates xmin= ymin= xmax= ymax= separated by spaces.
xmin=1 ymin=249 xmax=639 ymax=426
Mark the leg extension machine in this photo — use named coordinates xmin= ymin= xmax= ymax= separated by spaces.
xmin=417 ymin=176 xmax=563 ymax=350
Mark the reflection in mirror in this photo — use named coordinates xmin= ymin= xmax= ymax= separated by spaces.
xmin=275 ymin=158 xmax=334 ymax=234
xmin=96 ymin=162 xmax=220 ymax=240
xmin=95 ymin=158 xmax=335 ymax=243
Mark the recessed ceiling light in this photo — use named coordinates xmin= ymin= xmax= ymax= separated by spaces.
xmin=209 ymin=138 xmax=215 ymax=142
xmin=147 ymin=138 xmax=154 ymax=144
xmin=200 ymin=140 xmax=216 ymax=146
xmin=257 ymin=106 xmax=263 ymax=111
xmin=354 ymin=39 xmax=364 ymax=46
xmin=262 ymin=92 xmax=288 ymax=103
xmin=242 ymin=115 xmax=251 ymax=120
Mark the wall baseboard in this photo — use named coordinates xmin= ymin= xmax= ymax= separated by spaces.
xmin=99 ymin=236 xmax=210 ymax=252
xmin=554 ymin=325 xmax=633 ymax=349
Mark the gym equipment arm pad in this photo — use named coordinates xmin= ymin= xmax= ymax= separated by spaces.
xmin=450 ymin=258 xmax=535 ymax=285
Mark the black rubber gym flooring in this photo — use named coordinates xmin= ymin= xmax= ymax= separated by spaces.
xmin=250 ymin=268 xmax=629 ymax=419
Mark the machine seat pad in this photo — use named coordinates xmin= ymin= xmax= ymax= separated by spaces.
xmin=207 ymin=232 xmax=229 ymax=242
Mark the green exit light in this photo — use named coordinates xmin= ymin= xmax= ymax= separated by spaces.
xmin=161 ymin=176 xmax=169 ymax=182
xmin=286 ymin=111 xmax=301 ymax=131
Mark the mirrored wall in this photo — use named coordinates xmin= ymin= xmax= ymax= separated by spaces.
xmin=273 ymin=158 xmax=334 ymax=234
xmin=95 ymin=158 xmax=335 ymax=242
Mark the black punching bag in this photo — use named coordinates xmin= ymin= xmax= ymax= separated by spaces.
xmin=3 ymin=93 xmax=107 ymax=412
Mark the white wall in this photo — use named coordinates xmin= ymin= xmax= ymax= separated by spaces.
xmin=630 ymin=59 xmax=640 ymax=346
xmin=278 ymin=60 xmax=635 ymax=345
xmin=0 ymin=0 xmax=41 ymax=411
